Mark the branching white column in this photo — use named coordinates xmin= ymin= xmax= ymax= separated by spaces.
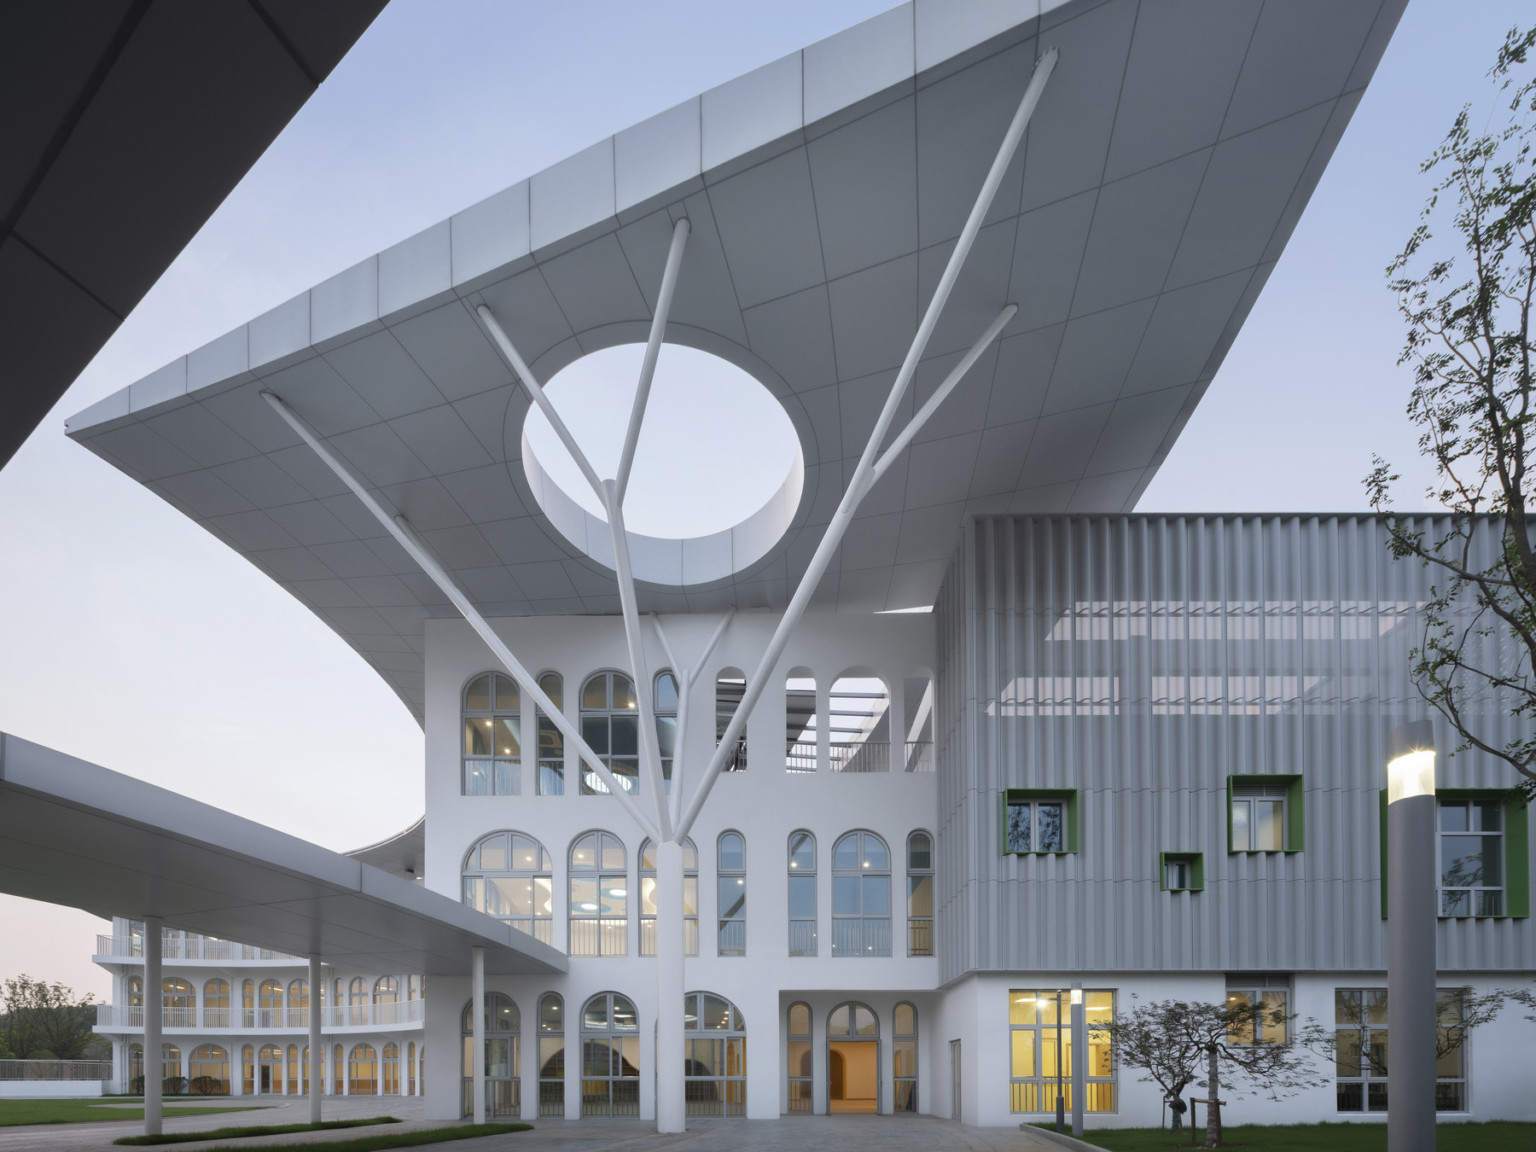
xmin=654 ymin=838 xmax=686 ymax=1132
xmin=308 ymin=955 xmax=323 ymax=1124
xmin=471 ymin=946 xmax=485 ymax=1124
xmin=143 ymin=915 xmax=162 ymax=1136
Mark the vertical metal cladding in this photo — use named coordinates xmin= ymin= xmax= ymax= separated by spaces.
xmin=934 ymin=515 xmax=1534 ymax=981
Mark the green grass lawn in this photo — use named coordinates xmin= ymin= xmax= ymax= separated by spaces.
xmin=0 ymin=1099 xmax=265 ymax=1127
xmin=1062 ymin=1121 xmax=1536 ymax=1151
xmin=195 ymin=1124 xmax=530 ymax=1152
xmin=115 ymin=1115 xmax=399 ymax=1145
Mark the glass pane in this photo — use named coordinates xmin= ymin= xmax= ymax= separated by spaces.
xmin=600 ymin=880 xmax=626 ymax=917
xmin=540 ymin=997 xmax=563 ymax=1033
xmin=1256 ymin=800 xmax=1283 ymax=850
xmin=511 ymin=840 xmax=540 ymax=871
xmin=478 ymin=836 xmax=507 ymax=872
xmin=533 ymin=877 xmax=553 ymax=916
xmin=612 ymin=675 xmax=636 ymax=712
xmin=908 ymin=833 xmax=931 ymax=870
xmin=1006 ymin=803 xmax=1032 ymax=852
xmin=1335 ymin=990 xmax=1361 ymax=1025
xmin=788 ymin=1005 xmax=810 ymax=1037
xmin=465 ymin=719 xmax=494 ymax=756
xmin=641 ymin=877 xmax=658 ymax=917
xmin=1037 ymin=804 xmax=1064 ymax=851
xmin=862 ymin=835 xmax=889 ymax=871
xmin=894 ymin=1003 xmax=915 ymax=1036
xmin=1009 ymin=992 xmax=1037 ymax=1026
xmin=582 ymin=718 xmax=608 ymax=755
xmin=862 ymin=875 xmax=890 ymax=916
xmin=719 ymin=833 xmax=744 ymax=871
xmin=655 ymin=673 xmax=678 ymax=712
xmin=854 ymin=1006 xmax=877 ymax=1035
xmin=493 ymin=717 xmax=520 ymax=757
xmin=1232 ymin=801 xmax=1251 ymax=851
xmin=788 ymin=875 xmax=815 ymax=918
xmin=466 ymin=675 xmax=492 ymax=710
xmin=583 ymin=999 xmax=609 ymax=1032
xmin=1368 ymin=1029 xmax=1389 ymax=1076
xmin=583 ymin=676 xmax=608 ymax=710
xmin=571 ymin=837 xmax=596 ymax=871
xmin=1010 ymin=1030 xmax=1035 ymax=1077
xmin=656 ymin=716 xmax=676 ymax=758
xmin=1439 ymin=803 xmax=1468 ymax=832
xmin=600 ymin=836 xmax=625 ymax=871
xmin=788 ymin=1039 xmax=811 ymax=1076
xmin=833 ymin=876 xmax=861 ymax=915
xmin=683 ymin=876 xmax=698 ymax=916
xmin=493 ymin=675 xmax=517 ymax=708
xmin=491 ymin=877 xmax=533 ymax=916
xmin=1474 ymin=801 xmax=1502 ymax=831
xmin=833 ymin=835 xmax=860 ymax=870
xmin=538 ymin=673 xmax=562 ymax=710
xmin=827 ymin=1006 xmax=848 ymax=1036
xmin=612 ymin=997 xmax=637 ymax=1030
xmin=570 ymin=878 xmax=598 ymax=915
xmin=789 ymin=832 xmax=815 ymax=871
xmin=718 ymin=876 xmax=745 ymax=921
xmin=611 ymin=715 xmax=638 ymax=756
xmin=702 ymin=996 xmax=730 ymax=1031
xmin=1364 ymin=990 xmax=1389 ymax=1026
xmin=894 ymin=1039 xmax=916 ymax=1077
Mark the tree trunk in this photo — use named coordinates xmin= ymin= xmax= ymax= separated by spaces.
xmin=1205 ymin=1045 xmax=1221 ymax=1148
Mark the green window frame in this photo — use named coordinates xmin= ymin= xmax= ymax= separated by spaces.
xmin=1159 ymin=852 xmax=1205 ymax=892
xmin=1378 ymin=789 xmax=1530 ymax=919
xmin=1002 ymin=790 xmax=1079 ymax=854
xmin=1226 ymin=774 xmax=1304 ymax=853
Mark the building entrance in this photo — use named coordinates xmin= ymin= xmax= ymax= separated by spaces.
xmin=826 ymin=1002 xmax=879 ymax=1114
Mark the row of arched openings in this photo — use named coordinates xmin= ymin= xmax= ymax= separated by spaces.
xmin=459 ymin=991 xmax=745 ymax=1119
xmin=464 ymin=828 xmax=934 ymax=958
xmin=126 ymin=1041 xmax=421 ymax=1096
xmin=462 ymin=669 xmax=934 ymax=797
xmin=126 ymin=975 xmax=422 ymax=1029
xmin=787 ymin=1001 xmax=918 ymax=1114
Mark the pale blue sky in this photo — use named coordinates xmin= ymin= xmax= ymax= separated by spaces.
xmin=0 ymin=0 xmax=1525 ymax=996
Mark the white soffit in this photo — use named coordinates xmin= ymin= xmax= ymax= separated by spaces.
xmin=0 ymin=734 xmax=563 ymax=976
xmin=66 ymin=0 xmax=1409 ymax=722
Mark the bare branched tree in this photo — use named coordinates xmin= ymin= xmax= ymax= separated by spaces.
xmin=1368 ymin=25 xmax=1536 ymax=801
xmin=1101 ymin=997 xmax=1327 ymax=1149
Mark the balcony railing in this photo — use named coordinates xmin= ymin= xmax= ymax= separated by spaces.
xmin=96 ymin=998 xmax=425 ymax=1030
xmin=94 ymin=935 xmax=301 ymax=962
xmin=908 ymin=918 xmax=933 ymax=956
xmin=788 ymin=919 xmax=816 ymax=957
xmin=903 ymin=740 xmax=935 ymax=773
xmin=0 ymin=1059 xmax=112 ymax=1081
xmin=830 ymin=741 xmax=888 ymax=773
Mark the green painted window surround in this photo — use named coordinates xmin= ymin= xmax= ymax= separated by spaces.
xmin=1378 ymin=788 xmax=1530 ymax=919
xmin=1226 ymin=774 xmax=1305 ymax=852
xmin=1001 ymin=789 xmax=1079 ymax=854
xmin=1159 ymin=852 xmax=1205 ymax=892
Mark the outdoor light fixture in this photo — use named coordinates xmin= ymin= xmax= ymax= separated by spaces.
xmin=1070 ymin=988 xmax=1082 ymax=1006
xmin=1386 ymin=720 xmax=1436 ymax=1152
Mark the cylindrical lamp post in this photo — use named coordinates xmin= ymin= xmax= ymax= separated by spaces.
xmin=1070 ymin=984 xmax=1084 ymax=1136
xmin=1038 ymin=992 xmax=1065 ymax=1131
xmin=1386 ymin=720 xmax=1437 ymax=1152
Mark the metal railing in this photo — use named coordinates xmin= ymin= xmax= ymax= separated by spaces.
xmin=903 ymin=740 xmax=935 ymax=773
xmin=785 ymin=746 xmax=817 ymax=773
xmin=96 ymin=998 xmax=425 ymax=1030
xmin=1009 ymin=1079 xmax=1117 ymax=1114
xmin=94 ymin=935 xmax=301 ymax=962
xmin=830 ymin=740 xmax=888 ymax=773
xmin=788 ymin=920 xmax=816 ymax=957
xmin=830 ymin=917 xmax=892 ymax=957
xmin=908 ymin=918 xmax=933 ymax=956
xmin=0 ymin=1059 xmax=112 ymax=1081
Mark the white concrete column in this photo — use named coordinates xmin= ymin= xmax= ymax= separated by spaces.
xmin=308 ymin=956 xmax=323 ymax=1124
xmin=142 ymin=915 xmax=162 ymax=1136
xmin=656 ymin=839 xmax=685 ymax=1132
xmin=471 ymin=947 xmax=486 ymax=1123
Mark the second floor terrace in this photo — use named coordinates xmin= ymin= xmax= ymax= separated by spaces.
xmin=95 ymin=996 xmax=424 ymax=1033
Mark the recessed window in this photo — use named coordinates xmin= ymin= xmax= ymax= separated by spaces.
xmin=461 ymin=832 xmax=554 ymax=945
xmin=832 ymin=831 xmax=890 ymax=956
xmin=1003 ymin=790 xmax=1077 ymax=854
xmin=907 ymin=832 xmax=933 ymax=956
xmin=580 ymin=673 xmax=639 ymax=795
xmin=1439 ymin=799 xmax=1504 ymax=916
xmin=569 ymin=831 xmax=627 ymax=956
xmin=1227 ymin=775 xmax=1304 ymax=852
xmin=787 ymin=831 xmax=816 ymax=957
xmin=463 ymin=673 xmax=520 ymax=796
xmin=718 ymin=831 xmax=747 ymax=956
xmin=1160 ymin=852 xmax=1204 ymax=893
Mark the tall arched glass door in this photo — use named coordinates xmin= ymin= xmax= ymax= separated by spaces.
xmin=580 ymin=992 xmax=639 ymax=1117
xmin=826 ymin=1002 xmax=879 ymax=1114
xmin=461 ymin=993 xmax=520 ymax=1118
xmin=683 ymin=992 xmax=745 ymax=1117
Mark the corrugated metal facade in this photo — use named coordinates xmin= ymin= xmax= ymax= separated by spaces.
xmin=934 ymin=515 xmax=1534 ymax=980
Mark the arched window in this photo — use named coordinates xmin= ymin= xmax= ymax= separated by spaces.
xmin=349 ymin=977 xmax=367 ymax=1027
xmin=463 ymin=672 xmax=520 ymax=796
xmin=655 ymin=671 xmax=678 ymax=792
xmin=462 ymin=831 xmax=555 ymax=944
xmin=639 ymin=838 xmax=698 ymax=956
xmin=203 ymin=979 xmax=230 ymax=1029
xmin=832 ymin=831 xmax=891 ymax=956
xmin=383 ymin=1041 xmax=400 ymax=1096
xmin=787 ymin=1002 xmax=812 ymax=1112
xmin=717 ymin=831 xmax=746 ymax=956
xmin=827 ymin=1003 xmax=878 ymax=1114
xmin=242 ymin=979 xmax=255 ymax=1029
xmin=569 ymin=831 xmax=627 ymax=956
xmin=830 ymin=673 xmax=890 ymax=772
xmin=258 ymin=1043 xmax=282 ymax=1094
xmin=894 ymin=1002 xmax=918 ymax=1112
xmin=257 ymin=979 xmax=282 ymax=1029
xmin=788 ymin=830 xmax=816 ymax=957
xmin=536 ymin=672 xmax=564 ymax=795
xmin=907 ymin=831 xmax=934 ymax=957
xmin=461 ymin=993 xmax=520 ymax=1118
xmin=375 ymin=976 xmax=399 ymax=1004
xmin=332 ymin=1043 xmax=344 ymax=1095
xmin=715 ymin=669 xmax=747 ymax=771
xmin=538 ymin=993 xmax=564 ymax=1117
xmin=580 ymin=672 xmax=639 ymax=794
xmin=128 ymin=975 xmax=143 ymax=1023
xmin=189 ymin=1044 xmax=229 ymax=1094
xmin=349 ymin=1043 xmax=377 ymax=1096
xmin=580 ymin=993 xmax=639 ymax=1117
xmin=684 ymin=992 xmax=746 ymax=1117
xmin=785 ymin=670 xmax=817 ymax=772
xmin=163 ymin=977 xmax=195 ymax=1028
xmin=286 ymin=979 xmax=308 ymax=1029
xmin=286 ymin=1044 xmax=301 ymax=1096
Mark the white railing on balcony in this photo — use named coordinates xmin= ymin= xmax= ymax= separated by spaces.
xmin=94 ymin=935 xmax=301 ymax=962
xmin=96 ymin=998 xmax=425 ymax=1030
xmin=903 ymin=740 xmax=934 ymax=773
xmin=788 ymin=919 xmax=816 ymax=957
xmin=830 ymin=740 xmax=888 ymax=773
xmin=0 ymin=1059 xmax=113 ymax=1081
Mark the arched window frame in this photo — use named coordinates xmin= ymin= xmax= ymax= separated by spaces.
xmin=717 ymin=831 xmax=746 ymax=957
xmin=537 ymin=993 xmax=564 ymax=1117
xmin=256 ymin=980 xmax=282 ymax=1030
xmin=348 ymin=1042 xmax=377 ymax=1096
xmin=654 ymin=670 xmax=678 ymax=792
xmin=715 ymin=668 xmax=747 ymax=771
xmin=461 ymin=993 xmax=520 ymax=1118
xmin=893 ymin=1002 xmax=918 ymax=1112
xmin=535 ymin=671 xmax=564 ymax=796
xmin=462 ymin=672 xmax=521 ymax=796
xmin=374 ymin=977 xmax=399 ymax=1012
xmin=462 ymin=831 xmax=556 ymax=945
xmin=579 ymin=992 xmax=639 ymax=1117
xmin=580 ymin=671 xmax=640 ymax=794
xmin=286 ymin=1044 xmax=300 ymax=1096
xmin=569 ymin=831 xmax=628 ymax=956
xmin=907 ymin=830 xmax=934 ymax=957
xmin=163 ymin=977 xmax=195 ymax=1029
xmin=383 ymin=1041 xmax=400 ymax=1097
xmin=189 ymin=1043 xmax=229 ymax=1094
xmin=785 ymin=669 xmax=817 ymax=772
xmin=786 ymin=1002 xmax=813 ymax=1113
xmin=788 ymin=830 xmax=816 ymax=957
xmin=241 ymin=979 xmax=255 ymax=1029
xmin=348 ymin=977 xmax=367 ymax=1027
xmin=683 ymin=991 xmax=746 ymax=1117
xmin=203 ymin=979 xmax=230 ymax=1029
xmin=831 ymin=830 xmax=891 ymax=957
xmin=286 ymin=979 xmax=308 ymax=1029
xmin=257 ymin=1043 xmax=282 ymax=1094
xmin=639 ymin=838 xmax=698 ymax=956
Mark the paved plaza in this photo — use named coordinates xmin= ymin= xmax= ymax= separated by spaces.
xmin=0 ymin=1097 xmax=1085 ymax=1152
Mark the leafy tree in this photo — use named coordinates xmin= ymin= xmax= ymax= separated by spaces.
xmin=1101 ymin=997 xmax=1327 ymax=1149
xmin=1367 ymin=24 xmax=1536 ymax=801
xmin=0 ymin=975 xmax=101 ymax=1062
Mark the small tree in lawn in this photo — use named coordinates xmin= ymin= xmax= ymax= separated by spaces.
xmin=1103 ymin=997 xmax=1327 ymax=1149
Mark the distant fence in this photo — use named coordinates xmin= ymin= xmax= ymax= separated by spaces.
xmin=0 ymin=1059 xmax=113 ymax=1082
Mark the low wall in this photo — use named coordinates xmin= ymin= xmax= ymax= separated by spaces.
xmin=0 ymin=1081 xmax=104 ymax=1098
